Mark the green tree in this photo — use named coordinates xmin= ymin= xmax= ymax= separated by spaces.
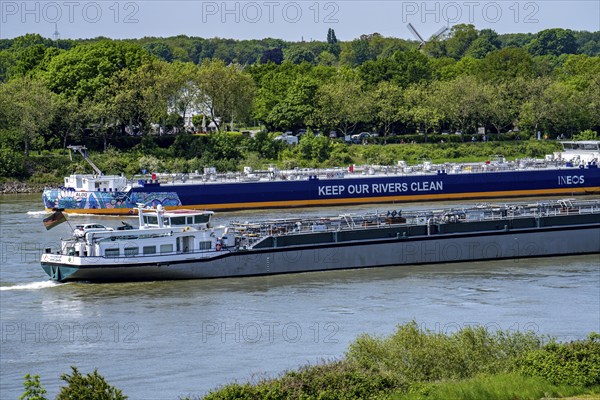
xmin=53 ymin=96 xmax=86 ymax=153
xmin=315 ymin=77 xmax=372 ymax=135
xmin=143 ymin=42 xmax=173 ymax=62
xmin=43 ymin=40 xmax=152 ymax=102
xmin=20 ymin=374 xmax=47 ymax=400
xmin=167 ymin=61 xmax=201 ymax=130
xmin=0 ymin=77 xmax=56 ymax=155
xmin=358 ymin=50 xmax=431 ymax=88
xmin=445 ymin=24 xmax=479 ymax=59
xmin=136 ymin=60 xmax=188 ymax=135
xmin=540 ymin=81 xmax=593 ymax=136
xmin=326 ymin=28 xmax=341 ymax=56
xmin=480 ymin=80 xmax=520 ymax=134
xmin=196 ymin=59 xmax=255 ymax=131
xmin=339 ymin=38 xmax=372 ymax=67
xmin=327 ymin=28 xmax=338 ymax=45
xmin=479 ymin=47 xmax=535 ymax=82
xmin=466 ymin=29 xmax=500 ymax=59
xmin=298 ymin=132 xmax=332 ymax=163
xmin=267 ymin=75 xmax=320 ymax=131
xmin=56 ymin=367 xmax=127 ymax=400
xmin=284 ymin=46 xmax=316 ymax=65
xmin=317 ymin=51 xmax=337 ymax=66
xmin=437 ymin=76 xmax=485 ymax=134
xmin=518 ymin=77 xmax=553 ymax=135
xmin=528 ymin=28 xmax=578 ymax=56
xmin=558 ymin=54 xmax=600 ymax=90
xmin=404 ymin=83 xmax=443 ymax=136
xmin=260 ymin=48 xmax=283 ymax=64
xmin=372 ymin=81 xmax=405 ymax=140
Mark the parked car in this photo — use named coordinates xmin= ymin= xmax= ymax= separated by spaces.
xmin=351 ymin=132 xmax=371 ymax=144
xmin=73 ymin=224 xmax=114 ymax=238
xmin=274 ymin=135 xmax=299 ymax=145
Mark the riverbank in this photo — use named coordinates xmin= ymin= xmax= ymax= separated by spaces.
xmin=0 ymin=181 xmax=47 ymax=194
xmin=1 ymin=140 xmax=563 ymax=194
xmin=197 ymin=323 xmax=600 ymax=399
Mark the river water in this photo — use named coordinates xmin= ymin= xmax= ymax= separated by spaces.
xmin=1 ymin=194 xmax=599 ymax=399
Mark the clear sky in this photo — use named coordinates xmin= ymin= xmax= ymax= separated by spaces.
xmin=1 ymin=1 xmax=599 ymax=41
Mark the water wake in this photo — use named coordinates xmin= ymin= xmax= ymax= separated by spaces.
xmin=0 ymin=281 xmax=61 ymax=291
xmin=26 ymin=211 xmax=47 ymax=216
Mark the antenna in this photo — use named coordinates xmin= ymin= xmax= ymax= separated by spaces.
xmin=52 ymin=23 xmax=60 ymax=41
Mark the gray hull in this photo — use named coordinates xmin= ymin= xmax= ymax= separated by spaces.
xmin=45 ymin=225 xmax=600 ymax=282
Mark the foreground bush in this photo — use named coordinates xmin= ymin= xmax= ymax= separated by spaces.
xmin=518 ymin=332 xmax=600 ymax=386
xmin=347 ymin=322 xmax=541 ymax=387
xmin=200 ymin=323 xmax=599 ymax=400
xmin=394 ymin=373 xmax=599 ymax=400
xmin=21 ymin=367 xmax=126 ymax=400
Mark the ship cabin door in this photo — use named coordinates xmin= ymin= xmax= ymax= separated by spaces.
xmin=177 ymin=236 xmax=194 ymax=253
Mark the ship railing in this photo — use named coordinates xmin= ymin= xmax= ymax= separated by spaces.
xmin=129 ymin=159 xmax=587 ymax=185
xmin=231 ymin=199 xmax=600 ymax=241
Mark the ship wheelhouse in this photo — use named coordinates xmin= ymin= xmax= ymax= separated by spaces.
xmin=63 ymin=174 xmax=129 ymax=192
xmin=65 ymin=206 xmax=230 ymax=259
xmin=559 ymin=140 xmax=600 ymax=165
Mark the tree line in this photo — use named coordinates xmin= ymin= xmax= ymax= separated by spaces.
xmin=0 ymin=25 xmax=598 ymax=165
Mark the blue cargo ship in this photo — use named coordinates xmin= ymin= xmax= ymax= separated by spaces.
xmin=42 ymin=142 xmax=600 ymax=215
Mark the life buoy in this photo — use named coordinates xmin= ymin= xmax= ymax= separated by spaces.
xmin=215 ymin=243 xmax=222 ymax=251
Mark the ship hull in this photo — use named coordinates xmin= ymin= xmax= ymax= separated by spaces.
xmin=43 ymin=168 xmax=600 ymax=214
xmin=41 ymin=224 xmax=600 ymax=283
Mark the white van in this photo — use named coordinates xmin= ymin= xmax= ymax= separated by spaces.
xmin=274 ymin=135 xmax=299 ymax=145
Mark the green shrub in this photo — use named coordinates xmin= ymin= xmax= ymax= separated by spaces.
xmin=201 ymin=323 xmax=548 ymax=399
xmin=518 ymin=332 xmax=600 ymax=387
xmin=56 ymin=366 xmax=127 ymax=400
xmin=394 ymin=372 xmax=599 ymax=400
xmin=573 ymin=129 xmax=598 ymax=141
xmin=0 ymin=146 xmax=29 ymax=178
xmin=202 ymin=360 xmax=395 ymax=400
xmin=347 ymin=322 xmax=541 ymax=387
xmin=20 ymin=374 xmax=47 ymax=400
xmin=28 ymin=172 xmax=62 ymax=185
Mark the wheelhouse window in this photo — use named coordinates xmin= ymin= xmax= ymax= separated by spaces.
xmin=143 ymin=246 xmax=156 ymax=255
xmin=171 ymin=216 xmax=186 ymax=226
xmin=105 ymin=248 xmax=120 ymax=257
xmin=195 ymin=215 xmax=210 ymax=224
xmin=124 ymin=247 xmax=139 ymax=257
xmin=144 ymin=215 xmax=158 ymax=225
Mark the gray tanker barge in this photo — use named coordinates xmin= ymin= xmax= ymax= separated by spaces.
xmin=41 ymin=199 xmax=600 ymax=282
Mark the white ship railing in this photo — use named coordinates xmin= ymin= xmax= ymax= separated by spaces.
xmin=231 ymin=199 xmax=600 ymax=240
xmin=130 ymin=159 xmax=598 ymax=187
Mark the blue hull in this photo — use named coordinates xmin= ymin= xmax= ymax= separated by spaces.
xmin=43 ymin=168 xmax=600 ymax=214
